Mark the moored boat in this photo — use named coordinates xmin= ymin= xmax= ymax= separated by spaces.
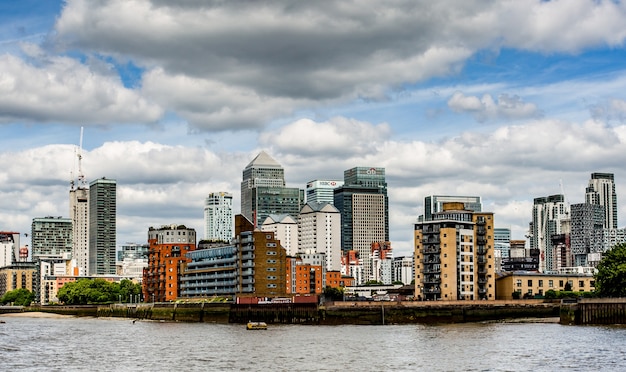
xmin=246 ymin=321 xmax=267 ymax=330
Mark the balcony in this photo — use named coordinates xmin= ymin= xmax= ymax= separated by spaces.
xmin=423 ymin=276 xmax=441 ymax=284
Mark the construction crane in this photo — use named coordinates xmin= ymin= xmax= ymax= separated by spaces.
xmin=70 ymin=126 xmax=87 ymax=190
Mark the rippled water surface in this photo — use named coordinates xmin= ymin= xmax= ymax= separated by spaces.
xmin=1 ymin=316 xmax=625 ymax=371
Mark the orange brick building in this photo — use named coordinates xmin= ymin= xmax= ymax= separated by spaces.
xmin=143 ymin=224 xmax=196 ymax=302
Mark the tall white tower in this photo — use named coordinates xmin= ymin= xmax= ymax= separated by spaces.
xmin=530 ymin=194 xmax=569 ymax=273
xmin=204 ymin=192 xmax=234 ymax=242
xmin=585 ymin=172 xmax=618 ymax=229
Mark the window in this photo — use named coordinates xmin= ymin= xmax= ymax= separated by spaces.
xmin=528 ymin=280 xmax=532 ymax=286
xmin=579 ymin=280 xmax=584 ymax=288
xmin=559 ymin=280 xmax=564 ymax=287
xmin=267 ymin=268 xmax=276 ymax=272
xmin=516 ymin=279 xmax=522 ymax=288
xmin=266 ymin=251 xmax=277 ymax=255
xmin=538 ymin=280 xmax=543 ymax=287
xmin=267 ymin=276 xmax=276 ymax=280
xmin=549 ymin=280 xmax=554 ymax=288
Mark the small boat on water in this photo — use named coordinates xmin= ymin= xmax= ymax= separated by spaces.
xmin=246 ymin=321 xmax=267 ymax=330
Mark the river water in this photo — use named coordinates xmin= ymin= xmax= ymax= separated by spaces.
xmin=1 ymin=315 xmax=626 ymax=371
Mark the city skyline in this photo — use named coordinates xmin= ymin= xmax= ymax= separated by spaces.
xmin=1 ymin=1 xmax=626 ymax=257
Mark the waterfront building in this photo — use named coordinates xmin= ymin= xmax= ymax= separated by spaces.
xmin=414 ymin=202 xmax=496 ymax=301
xmin=341 ymin=250 xmax=363 ymax=285
xmin=305 ymin=180 xmax=344 ymax=205
xmin=585 ymin=172 xmax=618 ymax=229
xmin=35 ymin=253 xmax=73 ymax=304
xmin=494 ymin=228 xmax=511 ymax=259
xmin=117 ymin=243 xmax=149 ymax=262
xmin=286 ymin=257 xmax=324 ymax=295
xmin=421 ymin=195 xmax=482 ymax=222
xmin=0 ymin=232 xmax=21 ymax=267
xmin=0 ymin=262 xmax=36 ymax=298
xmin=261 ymin=214 xmax=298 ymax=256
xmin=496 ymin=271 xmax=595 ymax=300
xmin=89 ymin=177 xmax=117 ymax=275
xmin=392 ymin=256 xmax=414 ymax=285
xmin=31 ymin=217 xmax=73 ymax=258
xmin=370 ymin=242 xmax=393 ymax=284
xmin=179 ymin=215 xmax=286 ymax=299
xmin=529 ymin=194 xmax=569 ymax=273
xmin=203 ymin=192 xmax=233 ymax=242
xmin=143 ymin=224 xmax=197 ymax=302
xmin=298 ymin=202 xmax=341 ymax=271
xmin=240 ymin=151 xmax=304 ymax=228
xmin=334 ymin=167 xmax=388 ymax=284
xmin=70 ymin=182 xmax=89 ymax=276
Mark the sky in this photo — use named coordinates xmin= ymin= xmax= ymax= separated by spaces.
xmin=2 ymin=0 xmax=626 ymax=257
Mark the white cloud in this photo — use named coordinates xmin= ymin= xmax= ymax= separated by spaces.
xmin=448 ymin=91 xmax=540 ymax=122
xmin=0 ymin=46 xmax=163 ymax=124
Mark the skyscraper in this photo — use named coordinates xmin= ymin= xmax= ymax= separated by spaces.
xmin=570 ymin=203 xmax=604 ymax=266
xmin=530 ymin=194 xmax=569 ymax=273
xmin=70 ymin=185 xmax=89 ymax=275
xmin=305 ymin=180 xmax=344 ymax=205
xmin=298 ymin=202 xmax=341 ymax=271
xmin=334 ymin=167 xmax=388 ymax=283
xmin=240 ymin=151 xmax=304 ymax=227
xmin=585 ymin=172 xmax=618 ymax=229
xmin=89 ymin=177 xmax=116 ymax=275
xmin=203 ymin=192 xmax=233 ymax=242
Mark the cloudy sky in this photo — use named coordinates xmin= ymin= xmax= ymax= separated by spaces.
xmin=2 ymin=0 xmax=626 ymax=257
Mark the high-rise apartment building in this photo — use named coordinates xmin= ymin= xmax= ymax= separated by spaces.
xmin=494 ymin=227 xmax=511 ymax=259
xmin=298 ymin=202 xmax=341 ymax=271
xmin=31 ymin=217 xmax=73 ymax=258
xmin=240 ymin=151 xmax=304 ymax=227
xmin=0 ymin=232 xmax=20 ymax=267
xmin=334 ymin=167 xmax=388 ymax=284
xmin=422 ymin=195 xmax=482 ymax=221
xmin=203 ymin=192 xmax=233 ymax=242
xmin=392 ymin=256 xmax=414 ymax=285
xmin=585 ymin=172 xmax=617 ymax=229
xmin=89 ymin=177 xmax=116 ymax=275
xmin=530 ymin=194 xmax=569 ymax=273
xmin=305 ymin=180 xmax=344 ymax=205
xmin=144 ymin=224 xmax=197 ymax=302
xmin=414 ymin=202 xmax=496 ymax=301
xmin=70 ymin=185 xmax=89 ymax=276
xmin=570 ymin=203 xmax=604 ymax=266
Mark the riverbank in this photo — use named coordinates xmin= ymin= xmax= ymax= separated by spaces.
xmin=0 ymin=300 xmax=563 ymax=325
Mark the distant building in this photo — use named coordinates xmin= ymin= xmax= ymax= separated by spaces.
xmin=334 ymin=167 xmax=388 ymax=283
xmin=117 ymin=243 xmax=149 ymax=262
xmin=31 ymin=217 xmax=73 ymax=258
xmin=341 ymin=250 xmax=362 ymax=286
xmin=530 ymin=194 xmax=569 ymax=273
xmin=298 ymin=202 xmax=341 ymax=271
xmin=414 ymin=202 xmax=496 ymax=301
xmin=261 ymin=214 xmax=298 ymax=256
xmin=89 ymin=177 xmax=117 ymax=275
xmin=203 ymin=192 xmax=233 ymax=242
xmin=494 ymin=228 xmax=511 ymax=259
xmin=421 ymin=195 xmax=482 ymax=222
xmin=0 ymin=232 xmax=20 ymax=267
xmin=305 ymin=180 xmax=343 ymax=205
xmin=70 ymin=183 xmax=89 ymax=276
xmin=585 ymin=172 xmax=618 ymax=229
xmin=570 ymin=203 xmax=604 ymax=266
xmin=240 ymin=151 xmax=304 ymax=227
xmin=143 ymin=224 xmax=197 ymax=302
xmin=392 ymin=256 xmax=414 ymax=285
xmin=370 ymin=242 xmax=393 ymax=284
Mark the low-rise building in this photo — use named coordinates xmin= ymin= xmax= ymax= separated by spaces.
xmin=496 ymin=271 xmax=596 ymax=300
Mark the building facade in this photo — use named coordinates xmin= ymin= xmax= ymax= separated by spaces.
xmin=305 ymin=180 xmax=344 ymax=205
xmin=414 ymin=202 xmax=496 ymax=301
xmin=0 ymin=232 xmax=20 ymax=267
xmin=203 ymin=192 xmax=233 ymax=242
xmin=261 ymin=214 xmax=298 ymax=256
xmin=31 ymin=217 xmax=73 ymax=258
xmin=240 ymin=151 xmax=304 ymax=228
xmin=70 ymin=185 xmax=89 ymax=276
xmin=496 ymin=271 xmax=595 ymax=300
xmin=0 ymin=262 xmax=36 ymax=298
xmin=585 ymin=172 xmax=618 ymax=229
xmin=143 ymin=225 xmax=197 ymax=302
xmin=334 ymin=167 xmax=388 ymax=284
xmin=298 ymin=202 xmax=342 ymax=271
xmin=530 ymin=194 xmax=569 ymax=273
xmin=392 ymin=256 xmax=414 ymax=285
xmin=89 ymin=177 xmax=117 ymax=275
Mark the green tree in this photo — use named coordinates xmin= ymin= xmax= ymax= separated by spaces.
xmin=595 ymin=242 xmax=626 ymax=297
xmin=57 ymin=278 xmax=135 ymax=304
xmin=544 ymin=289 xmax=557 ymax=299
xmin=0 ymin=288 xmax=35 ymax=306
xmin=323 ymin=286 xmax=344 ymax=301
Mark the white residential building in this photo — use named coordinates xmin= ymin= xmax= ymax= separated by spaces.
xmin=298 ymin=202 xmax=342 ymax=271
xmin=393 ymin=256 xmax=414 ymax=285
xmin=530 ymin=194 xmax=569 ymax=273
xmin=204 ymin=192 xmax=234 ymax=242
